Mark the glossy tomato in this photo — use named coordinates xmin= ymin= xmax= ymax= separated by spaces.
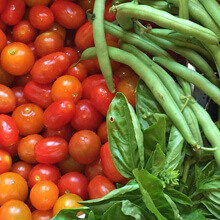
xmin=100 ymin=142 xmax=126 ymax=182
xmin=29 ymin=5 xmax=54 ymax=30
xmin=68 ymin=129 xmax=101 ymax=164
xmin=0 ymin=84 xmax=16 ymax=113
xmin=63 ymin=47 xmax=79 ymax=65
xmin=1 ymin=42 xmax=35 ymax=76
xmin=11 ymin=86 xmax=30 ymax=107
xmin=50 ymin=1 xmax=86 ymax=29
xmin=34 ymin=136 xmax=68 ymax=164
xmin=43 ymin=99 xmax=75 ymax=130
xmin=0 ymin=172 xmax=29 ymax=205
xmin=70 ymin=99 xmax=103 ymax=131
xmin=28 ymin=163 xmax=61 ymax=188
xmin=30 ymin=180 xmax=59 ymax=211
xmin=0 ymin=114 xmax=19 ymax=147
xmin=23 ymin=80 xmax=53 ymax=109
xmin=12 ymin=103 xmax=44 ymax=136
xmin=43 ymin=22 xmax=66 ymax=40
xmin=0 ymin=149 xmax=12 ymax=174
xmin=57 ymin=171 xmax=88 ymax=200
xmin=30 ymin=52 xmax=70 ymax=84
xmin=0 ymin=200 xmax=32 ymax=220
xmin=1 ymin=0 xmax=25 ymax=26
xmin=31 ymin=209 xmax=53 ymax=220
xmin=76 ymin=0 xmax=95 ymax=12
xmin=87 ymin=175 xmax=116 ymax=199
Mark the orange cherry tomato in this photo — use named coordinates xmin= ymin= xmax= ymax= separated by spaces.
xmin=0 ymin=28 xmax=7 ymax=52
xmin=1 ymin=42 xmax=35 ymax=76
xmin=0 ymin=149 xmax=12 ymax=174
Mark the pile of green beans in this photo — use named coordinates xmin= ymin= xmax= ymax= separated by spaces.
xmin=80 ymin=0 xmax=220 ymax=166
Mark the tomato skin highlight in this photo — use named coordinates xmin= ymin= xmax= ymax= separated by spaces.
xmin=0 ymin=114 xmax=19 ymax=147
xmin=30 ymin=52 xmax=70 ymax=84
xmin=34 ymin=136 xmax=69 ymax=164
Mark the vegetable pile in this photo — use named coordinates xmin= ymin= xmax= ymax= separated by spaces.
xmin=0 ymin=0 xmax=220 ymax=219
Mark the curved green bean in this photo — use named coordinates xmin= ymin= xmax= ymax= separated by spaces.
xmin=79 ymin=46 xmax=200 ymax=149
xmin=153 ymin=56 xmax=220 ymax=105
xmin=110 ymin=2 xmax=219 ymax=45
xmin=93 ymin=0 xmax=115 ymax=93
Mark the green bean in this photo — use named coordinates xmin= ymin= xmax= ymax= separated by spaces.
xmin=198 ymin=0 xmax=220 ymax=28
xmin=150 ymin=28 xmax=212 ymax=61
xmin=119 ymin=42 xmax=204 ymax=150
xmin=134 ymin=24 xmax=220 ymax=87
xmin=87 ymin=13 xmax=172 ymax=59
xmin=179 ymin=0 xmax=189 ymax=19
xmin=175 ymin=76 xmax=192 ymax=97
xmin=93 ymin=0 xmax=115 ymax=93
xmin=166 ymin=0 xmax=220 ymax=41
xmin=153 ymin=56 xmax=220 ymax=105
xmin=110 ymin=2 xmax=219 ymax=45
xmin=189 ymin=98 xmax=220 ymax=167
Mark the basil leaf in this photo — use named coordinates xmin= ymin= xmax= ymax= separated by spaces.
xmin=182 ymin=210 xmax=207 ymax=220
xmin=202 ymin=200 xmax=220 ymax=219
xmin=133 ymin=168 xmax=175 ymax=220
xmin=136 ymin=79 xmax=163 ymax=131
xmin=107 ymin=92 xmax=145 ymax=178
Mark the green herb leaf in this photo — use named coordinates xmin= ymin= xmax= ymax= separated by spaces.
xmin=107 ymin=92 xmax=145 ymax=178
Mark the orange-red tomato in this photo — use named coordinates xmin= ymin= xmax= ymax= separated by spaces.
xmin=0 ymin=64 xmax=15 ymax=86
xmin=0 ymin=172 xmax=29 ymax=205
xmin=25 ymin=0 xmax=52 ymax=7
xmin=31 ymin=209 xmax=53 ymax=220
xmin=0 ymin=149 xmax=12 ymax=174
xmin=42 ymin=22 xmax=66 ymax=40
xmin=0 ymin=28 xmax=7 ymax=52
xmin=1 ymin=42 xmax=35 ymax=76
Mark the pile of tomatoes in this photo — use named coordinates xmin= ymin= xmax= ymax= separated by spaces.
xmin=0 ymin=0 xmax=139 ymax=219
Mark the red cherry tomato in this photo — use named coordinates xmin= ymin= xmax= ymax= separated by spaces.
xmin=11 ymin=86 xmax=30 ymax=107
xmin=28 ymin=163 xmax=61 ymax=188
xmin=87 ymin=175 xmax=116 ymax=199
xmin=100 ymin=142 xmax=126 ymax=182
xmin=34 ymin=136 xmax=68 ymax=164
xmin=70 ymin=99 xmax=103 ymax=131
xmin=0 ymin=29 xmax=7 ymax=52
xmin=0 ymin=114 xmax=19 ymax=147
xmin=30 ymin=52 xmax=70 ymax=84
xmin=50 ymin=1 xmax=86 ymax=29
xmin=0 ymin=149 xmax=12 ymax=174
xmin=97 ymin=121 xmax=108 ymax=144
xmin=74 ymin=21 xmax=94 ymax=50
xmin=57 ymin=171 xmax=89 ymax=200
xmin=23 ymin=80 xmax=53 ymax=109
xmin=0 ymin=0 xmax=7 ymax=14
xmin=43 ymin=99 xmax=75 ymax=130
xmin=68 ymin=129 xmax=101 ymax=165
xmin=104 ymin=3 xmax=116 ymax=22
xmin=63 ymin=47 xmax=79 ymax=65
xmin=1 ymin=0 xmax=25 ymax=26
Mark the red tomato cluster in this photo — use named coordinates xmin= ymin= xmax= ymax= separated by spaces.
xmin=0 ymin=0 xmax=138 ymax=219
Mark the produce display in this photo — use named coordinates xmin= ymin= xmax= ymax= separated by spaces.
xmin=0 ymin=0 xmax=220 ymax=219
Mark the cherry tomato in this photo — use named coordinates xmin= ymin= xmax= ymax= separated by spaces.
xmin=65 ymin=62 xmax=88 ymax=82
xmin=34 ymin=136 xmax=68 ymax=164
xmin=11 ymin=86 xmax=30 ymax=107
xmin=0 ymin=18 xmax=7 ymax=31
xmin=50 ymin=1 xmax=86 ymax=29
xmin=74 ymin=21 xmax=94 ymax=50
xmin=0 ymin=64 xmax=15 ymax=86
xmin=63 ymin=47 xmax=79 ymax=65
xmin=1 ymin=0 xmax=25 ymax=26
xmin=30 ymin=180 xmax=59 ymax=211
xmin=100 ymin=142 xmax=126 ymax=183
xmin=34 ymin=31 xmax=64 ymax=57
xmin=0 ymin=200 xmax=32 ymax=220
xmin=70 ymin=99 xmax=103 ymax=131
xmin=114 ymin=64 xmax=137 ymax=80
xmin=53 ymin=193 xmax=83 ymax=217
xmin=76 ymin=0 xmax=95 ymax=13
xmin=90 ymin=84 xmax=116 ymax=116
xmin=0 ymin=149 xmax=12 ymax=174
xmin=69 ymin=129 xmax=101 ymax=164
xmin=1 ymin=42 xmax=35 ymax=76
xmin=30 ymin=52 xmax=70 ymax=84
xmin=104 ymin=3 xmax=116 ymax=22
xmin=57 ymin=171 xmax=89 ymax=200
xmin=12 ymin=103 xmax=44 ymax=136
xmin=12 ymin=20 xmax=37 ymax=44
xmin=25 ymin=0 xmax=52 ymax=7
xmin=84 ymin=156 xmax=104 ymax=181
xmin=0 ymin=84 xmax=16 ymax=113
xmin=51 ymin=75 xmax=82 ymax=103
xmin=97 ymin=120 xmax=108 ymax=144
xmin=31 ymin=209 xmax=53 ymax=220
xmin=0 ymin=0 xmax=7 ymax=14
xmin=17 ymin=134 xmax=43 ymax=164
xmin=10 ymin=161 xmax=33 ymax=181
xmin=23 ymin=80 xmax=53 ymax=109
xmin=43 ymin=22 xmax=66 ymax=40
xmin=116 ymin=74 xmax=139 ymax=108
xmin=58 ymin=154 xmax=85 ymax=174
xmin=29 ymin=5 xmax=54 ymax=30
xmin=28 ymin=163 xmax=61 ymax=188
xmin=0 ymin=172 xmax=29 ymax=205
xmin=87 ymin=175 xmax=116 ymax=199
xmin=0 ymin=137 xmax=20 ymax=158
xmin=0 ymin=114 xmax=19 ymax=147
xmin=13 ymin=72 xmax=32 ymax=87
xmin=43 ymin=99 xmax=75 ymax=130
xmin=0 ymin=28 xmax=7 ymax=52
xmin=80 ymin=59 xmax=101 ymax=76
